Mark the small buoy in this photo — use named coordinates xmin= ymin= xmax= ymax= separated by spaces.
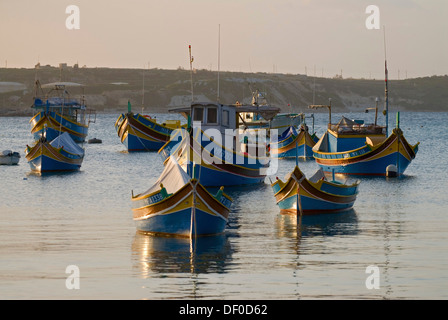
xmin=88 ymin=138 xmax=102 ymax=144
xmin=386 ymin=164 xmax=398 ymax=177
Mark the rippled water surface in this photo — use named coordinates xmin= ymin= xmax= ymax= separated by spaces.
xmin=0 ymin=111 xmax=447 ymax=299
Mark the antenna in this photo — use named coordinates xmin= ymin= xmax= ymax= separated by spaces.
xmin=189 ymin=45 xmax=194 ymax=102
xmin=217 ymin=24 xmax=221 ymax=103
xmin=383 ymin=25 xmax=389 ymax=136
xmin=141 ymin=65 xmax=145 ymax=111
xmin=313 ymin=64 xmax=316 ymax=105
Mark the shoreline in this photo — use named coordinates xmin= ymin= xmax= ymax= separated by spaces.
xmin=1 ymin=108 xmax=445 ymax=118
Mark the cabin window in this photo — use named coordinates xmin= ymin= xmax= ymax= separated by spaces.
xmin=193 ymin=107 xmax=204 ymax=122
xmin=222 ymin=110 xmax=229 ymax=126
xmin=207 ymin=107 xmax=218 ymax=124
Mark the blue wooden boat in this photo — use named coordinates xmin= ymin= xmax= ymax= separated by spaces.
xmin=159 ymin=102 xmax=280 ymax=187
xmin=311 ymin=103 xmax=418 ymax=177
xmin=270 ymin=124 xmax=318 ymax=160
xmin=241 ymin=112 xmax=304 ymax=136
xmin=30 ymin=81 xmax=95 ymax=143
xmin=311 ymin=58 xmax=419 ymax=177
xmin=25 ymin=132 xmax=85 ymax=173
xmin=239 ymin=91 xmax=304 ymax=136
xmin=271 ymin=166 xmax=359 ymax=215
xmin=131 ymin=156 xmax=233 ymax=237
xmin=115 ymin=110 xmax=182 ymax=152
xmin=313 ymin=124 xmax=419 ymax=176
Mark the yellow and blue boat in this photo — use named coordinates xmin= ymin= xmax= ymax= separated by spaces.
xmin=311 ymin=59 xmax=419 ymax=177
xmin=115 ymin=105 xmax=182 ymax=152
xmin=271 ymin=166 xmax=359 ymax=215
xmin=159 ymin=102 xmax=280 ymax=187
xmin=131 ymin=156 xmax=233 ymax=237
xmin=25 ymin=132 xmax=85 ymax=173
xmin=270 ymin=125 xmax=318 ymax=160
xmin=312 ymin=114 xmax=419 ymax=176
xmin=30 ymin=81 xmax=94 ymax=143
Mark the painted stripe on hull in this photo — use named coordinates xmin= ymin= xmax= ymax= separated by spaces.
xmin=316 ymin=152 xmax=414 ymax=176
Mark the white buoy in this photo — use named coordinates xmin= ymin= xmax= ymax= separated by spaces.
xmin=386 ymin=164 xmax=398 ymax=177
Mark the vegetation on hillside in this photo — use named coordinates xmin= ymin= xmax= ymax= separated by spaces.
xmin=0 ymin=66 xmax=446 ymax=116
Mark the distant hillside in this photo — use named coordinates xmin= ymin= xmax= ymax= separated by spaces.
xmin=0 ymin=66 xmax=446 ymax=116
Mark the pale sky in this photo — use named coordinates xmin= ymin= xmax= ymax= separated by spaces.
xmin=1 ymin=0 xmax=447 ymax=79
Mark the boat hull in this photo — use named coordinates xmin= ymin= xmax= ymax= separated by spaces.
xmin=25 ymin=140 xmax=84 ymax=173
xmin=132 ymin=180 xmax=231 ymax=236
xmin=313 ymin=128 xmax=419 ymax=176
xmin=271 ymin=166 xmax=359 ymax=215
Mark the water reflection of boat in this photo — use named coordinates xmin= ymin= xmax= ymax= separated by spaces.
xmin=131 ymin=232 xmax=232 ymax=275
xmin=276 ymin=208 xmax=359 ymax=238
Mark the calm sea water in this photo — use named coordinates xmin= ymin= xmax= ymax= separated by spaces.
xmin=0 ymin=111 xmax=447 ymax=300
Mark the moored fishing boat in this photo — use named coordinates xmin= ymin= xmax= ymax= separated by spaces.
xmin=312 ymin=120 xmax=419 ymax=176
xmin=0 ymin=150 xmax=20 ymax=165
xmin=115 ymin=102 xmax=182 ymax=151
xmin=30 ymin=81 xmax=95 ymax=143
xmin=271 ymin=166 xmax=359 ymax=215
xmin=310 ymin=97 xmax=418 ymax=176
xmin=312 ymin=48 xmax=419 ymax=177
xmin=159 ymin=102 xmax=280 ymax=187
xmin=25 ymin=132 xmax=85 ymax=173
xmin=270 ymin=124 xmax=318 ymax=160
xmin=131 ymin=156 xmax=233 ymax=237
xmin=238 ymin=90 xmax=304 ymax=136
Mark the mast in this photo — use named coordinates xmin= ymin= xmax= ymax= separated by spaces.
xmin=217 ymin=24 xmax=221 ymax=103
xmin=141 ymin=66 xmax=145 ymax=112
xmin=384 ymin=27 xmax=389 ymax=136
